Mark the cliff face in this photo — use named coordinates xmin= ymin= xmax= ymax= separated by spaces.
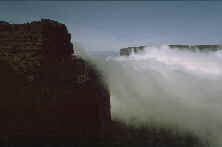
xmin=0 ymin=19 xmax=110 ymax=138
xmin=0 ymin=19 xmax=73 ymax=76
xmin=120 ymin=46 xmax=145 ymax=56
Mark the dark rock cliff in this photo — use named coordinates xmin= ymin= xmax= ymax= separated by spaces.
xmin=0 ymin=19 xmax=111 ymax=138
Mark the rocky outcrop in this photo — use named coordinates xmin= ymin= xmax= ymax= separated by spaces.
xmin=120 ymin=46 xmax=145 ymax=56
xmin=0 ymin=19 xmax=111 ymax=138
xmin=168 ymin=44 xmax=221 ymax=51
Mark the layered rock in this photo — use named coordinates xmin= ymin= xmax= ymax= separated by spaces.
xmin=0 ymin=19 xmax=110 ymax=138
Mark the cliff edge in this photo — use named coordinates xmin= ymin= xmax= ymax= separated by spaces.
xmin=0 ymin=19 xmax=111 ymax=138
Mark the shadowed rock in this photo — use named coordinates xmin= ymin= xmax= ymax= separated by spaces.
xmin=0 ymin=19 xmax=111 ymax=139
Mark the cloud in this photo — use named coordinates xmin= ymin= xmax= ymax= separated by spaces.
xmin=90 ymin=46 xmax=222 ymax=147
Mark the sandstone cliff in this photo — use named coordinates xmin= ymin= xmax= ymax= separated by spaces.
xmin=0 ymin=19 xmax=111 ymax=138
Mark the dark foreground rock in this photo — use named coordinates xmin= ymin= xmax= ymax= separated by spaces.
xmin=0 ymin=121 xmax=207 ymax=147
xmin=0 ymin=19 xmax=110 ymax=138
xmin=104 ymin=121 xmax=208 ymax=147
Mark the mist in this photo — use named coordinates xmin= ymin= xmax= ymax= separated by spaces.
xmin=83 ymin=45 xmax=222 ymax=147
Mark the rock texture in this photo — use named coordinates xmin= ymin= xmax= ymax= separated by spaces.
xmin=0 ymin=19 xmax=111 ymax=138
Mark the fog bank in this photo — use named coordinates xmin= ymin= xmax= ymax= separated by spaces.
xmin=85 ymin=45 xmax=222 ymax=146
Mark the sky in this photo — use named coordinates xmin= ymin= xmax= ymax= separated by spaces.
xmin=1 ymin=1 xmax=222 ymax=51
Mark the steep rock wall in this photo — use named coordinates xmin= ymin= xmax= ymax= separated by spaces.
xmin=0 ymin=19 xmax=111 ymax=138
xmin=120 ymin=46 xmax=145 ymax=56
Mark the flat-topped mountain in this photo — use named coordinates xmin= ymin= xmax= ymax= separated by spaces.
xmin=168 ymin=44 xmax=221 ymax=51
xmin=120 ymin=46 xmax=145 ymax=56
xmin=120 ymin=44 xmax=222 ymax=56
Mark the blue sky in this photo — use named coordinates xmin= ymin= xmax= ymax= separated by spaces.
xmin=1 ymin=1 xmax=222 ymax=51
